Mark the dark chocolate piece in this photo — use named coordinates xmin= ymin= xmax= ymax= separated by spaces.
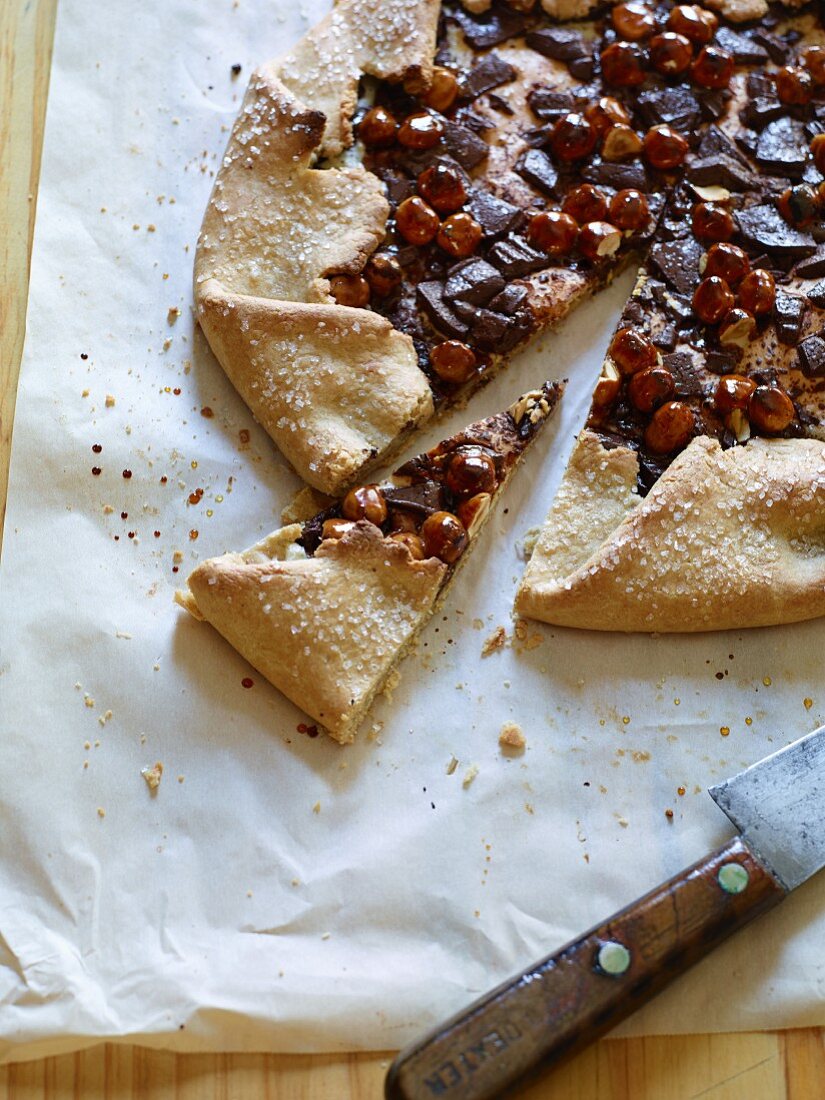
xmin=774 ymin=289 xmax=807 ymax=345
xmin=807 ymin=281 xmax=825 ymax=308
xmin=416 ymin=281 xmax=469 ymax=340
xmin=525 ymin=27 xmax=589 ymax=61
xmin=488 ymin=284 xmax=528 ymax=314
xmin=515 ymin=148 xmax=559 ymax=195
xmin=452 ymin=3 xmax=529 ymax=50
xmin=714 ymin=26 xmax=769 ymax=65
xmin=703 ymin=349 xmax=739 ymax=376
xmin=755 ymin=117 xmax=809 ymax=178
xmin=378 ymin=168 xmax=414 ymax=207
xmin=486 ymin=93 xmax=513 ymax=116
xmin=750 ymin=29 xmax=790 ymax=64
xmin=383 ymin=482 xmax=445 ymax=514
xmin=798 ymin=333 xmax=825 ymax=375
xmin=637 ymin=87 xmax=701 ymax=134
xmin=663 ymin=350 xmax=704 ymax=395
xmin=468 ymin=189 xmax=521 ymax=237
xmin=444 ymin=258 xmax=506 ymax=306
xmin=488 ymin=235 xmax=548 ymax=277
xmin=696 ymin=89 xmax=729 ymax=122
xmin=746 ymin=71 xmax=774 ymax=98
xmin=470 ymin=308 xmax=511 ymax=347
xmin=654 ymin=324 xmax=678 ymax=352
xmin=526 ymin=87 xmax=578 ymax=122
xmin=687 ymin=156 xmax=756 ymax=192
xmin=736 ymin=204 xmax=816 ymax=260
xmin=740 ymin=97 xmax=785 ymax=132
xmin=460 ymin=53 xmax=517 ymax=100
xmin=697 ymin=125 xmax=750 ymax=166
xmin=582 ymin=160 xmax=648 ymax=191
xmin=441 ymin=121 xmax=489 ymax=170
xmin=647 ymin=237 xmax=704 ymax=297
xmin=794 ymin=247 xmax=825 ymax=278
xmin=568 ymin=55 xmax=596 ymax=81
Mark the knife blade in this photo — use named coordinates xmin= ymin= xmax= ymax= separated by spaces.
xmin=385 ymin=724 xmax=825 ymax=1100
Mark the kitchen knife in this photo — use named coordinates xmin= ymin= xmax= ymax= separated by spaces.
xmin=385 ymin=724 xmax=825 ymax=1100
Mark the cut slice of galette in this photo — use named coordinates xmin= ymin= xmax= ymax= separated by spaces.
xmin=176 ymin=383 xmax=561 ymax=742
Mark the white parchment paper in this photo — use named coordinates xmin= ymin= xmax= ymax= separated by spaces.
xmin=1 ymin=0 xmax=824 ymax=1064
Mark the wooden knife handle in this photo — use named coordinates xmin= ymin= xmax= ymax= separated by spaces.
xmin=385 ymin=837 xmax=785 ymax=1100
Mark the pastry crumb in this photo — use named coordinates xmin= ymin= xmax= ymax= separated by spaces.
xmin=312 ymin=801 xmax=321 ymax=814
xmin=97 ymin=807 xmax=106 ymax=819
xmin=105 ymin=394 xmax=115 ymax=408
xmin=321 ymin=932 xmax=331 ymax=940
xmin=518 ymin=526 xmax=541 ymax=559
xmin=382 ymin=669 xmax=400 ymax=702
xmin=446 ymin=755 xmax=459 ymax=776
xmin=103 ymin=504 xmax=114 ymax=515
xmin=499 ymin=722 xmax=526 ymax=753
xmin=167 ymin=307 xmax=181 ymax=324
xmin=115 ymin=630 xmax=132 ymax=640
xmin=481 ymin=626 xmax=507 ymax=657
xmin=141 ymin=762 xmax=164 ymax=791
xmin=84 ymin=694 xmax=95 ymax=708
xmin=462 ymin=764 xmax=479 ymax=789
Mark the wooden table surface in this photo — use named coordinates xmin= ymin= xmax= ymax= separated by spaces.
xmin=1 ymin=2 xmax=823 ymax=1097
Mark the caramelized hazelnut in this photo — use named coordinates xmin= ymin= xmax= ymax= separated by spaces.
xmin=417 ymin=164 xmax=467 ymax=214
xmin=342 ymin=484 xmax=388 ymax=526
xmin=397 ymin=111 xmax=444 ymax=149
xmin=718 ymin=308 xmax=757 ymax=349
xmin=649 ymin=32 xmax=693 ymax=76
xmin=611 ymin=2 xmax=656 ymax=41
xmin=395 ymin=195 xmax=440 ymax=245
xmin=811 ymin=133 xmax=825 ymax=175
xmin=322 ymin=518 xmax=357 ymax=541
xmin=643 ymin=125 xmax=689 ymax=170
xmin=609 ymin=188 xmax=650 ymax=231
xmin=692 ymin=276 xmax=735 ymax=324
xmin=691 ymin=46 xmax=734 ymax=90
xmin=609 ymin=327 xmax=659 ymax=375
xmin=802 ymin=45 xmax=825 ymax=86
xmin=702 ymin=242 xmax=750 ymax=285
xmin=600 ymin=41 xmax=647 ymax=87
xmin=562 ymin=183 xmax=609 ymax=224
xmin=550 ymin=112 xmax=597 ymax=161
xmin=420 ymin=510 xmax=469 ymax=563
xmin=430 ymin=341 xmax=477 ymax=384
xmin=775 ymin=65 xmax=814 ymax=106
xmin=389 ymin=531 xmax=426 ymax=559
xmin=364 ymin=253 xmax=403 ymax=298
xmin=667 ymin=4 xmax=717 ymax=44
xmin=389 ymin=509 xmax=418 ymax=534
xmin=445 ymin=449 xmax=497 ymax=497
xmin=644 ymin=401 xmax=695 ymax=454
xmin=714 ymin=374 xmax=756 ymax=414
xmin=592 ymin=360 xmax=622 ymax=407
xmin=578 ymin=221 xmax=622 ymax=262
xmin=738 ymin=269 xmax=775 ymax=316
xmin=601 ymin=124 xmax=644 ymax=161
xmin=358 ymin=106 xmax=397 ymax=147
xmin=777 ymin=184 xmax=818 ymax=229
xmin=628 ymin=366 xmax=676 ymax=412
xmin=421 ymin=67 xmax=459 ymax=113
xmin=528 ymin=210 xmax=579 ymax=256
xmin=436 ymin=212 xmax=483 ymax=258
xmin=456 ymin=493 xmax=492 ymax=538
xmin=329 ymin=274 xmax=371 ymax=308
xmin=748 ymin=386 xmax=795 ymax=434
xmin=691 ymin=201 xmax=734 ymax=243
xmin=584 ymin=96 xmax=631 ymax=137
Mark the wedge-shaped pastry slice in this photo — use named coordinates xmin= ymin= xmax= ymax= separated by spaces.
xmin=177 ymin=383 xmax=562 ymax=742
xmin=517 ymin=431 xmax=825 ymax=633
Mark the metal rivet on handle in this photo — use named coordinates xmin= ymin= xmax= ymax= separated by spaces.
xmin=596 ymin=941 xmax=631 ymax=976
xmin=717 ymin=862 xmax=749 ymax=895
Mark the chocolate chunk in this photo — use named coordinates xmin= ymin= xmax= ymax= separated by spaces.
xmin=416 ymin=281 xmax=469 ymax=340
xmin=663 ymin=351 xmax=703 ymax=395
xmin=808 ymin=281 xmax=825 ymax=308
xmin=377 ymin=168 xmax=414 ymax=207
xmin=696 ymin=89 xmax=729 ymax=122
xmin=687 ymin=156 xmax=756 ymax=192
xmin=755 ymin=118 xmax=810 ymax=178
xmin=487 ymin=284 xmax=528 ymax=314
xmin=468 ymin=189 xmax=521 ymax=237
xmin=525 ymin=27 xmax=589 ymax=61
xmin=460 ymin=53 xmax=517 ymax=100
xmin=526 ymin=87 xmax=577 ymax=121
xmin=735 ymin=130 xmax=759 ymax=160
xmin=741 ymin=97 xmax=785 ymax=132
xmin=654 ymin=324 xmax=678 ymax=352
xmin=488 ymin=235 xmax=548 ymax=277
xmin=444 ymin=258 xmax=506 ymax=306
xmin=452 ymin=107 xmax=492 ymax=134
xmin=568 ymin=56 xmax=596 ymax=81
xmin=697 ymin=125 xmax=750 ymax=166
xmin=582 ymin=159 xmax=648 ymax=191
xmin=747 ymin=71 xmax=775 ymax=98
xmin=453 ymin=3 xmax=529 ymax=50
xmin=486 ymin=93 xmax=513 ymax=116
xmin=637 ymin=87 xmax=701 ymax=133
xmin=384 ymin=482 xmax=445 ymax=514
xmin=648 ymin=237 xmax=704 ymax=296
xmin=470 ymin=308 xmax=511 ymax=347
xmin=736 ymin=204 xmax=816 ymax=260
xmin=515 ymin=148 xmax=559 ymax=195
xmin=795 ymin=247 xmax=825 ymax=278
xmin=636 ymin=454 xmax=669 ymax=495
xmin=750 ymin=29 xmax=790 ymax=65
xmin=441 ymin=121 xmax=489 ymax=170
xmin=714 ymin=27 xmax=769 ymax=65
xmin=497 ymin=310 xmax=534 ymax=351
xmin=798 ymin=333 xmax=825 ymax=375
xmin=774 ymin=290 xmax=807 ymax=345
xmin=703 ymin=349 xmax=739 ymax=376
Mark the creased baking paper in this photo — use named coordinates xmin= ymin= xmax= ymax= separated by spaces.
xmin=1 ymin=0 xmax=824 ymax=1063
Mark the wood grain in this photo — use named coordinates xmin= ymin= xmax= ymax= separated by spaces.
xmin=0 ymin=2 xmax=823 ymax=1098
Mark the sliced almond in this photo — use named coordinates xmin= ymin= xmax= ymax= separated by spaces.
xmin=596 ymin=228 xmax=623 ymax=257
xmin=728 ymin=409 xmax=751 ymax=443
xmin=592 ymin=359 xmax=621 ymax=407
xmin=719 ymin=312 xmax=756 ymax=349
xmin=690 ymin=184 xmax=731 ymax=204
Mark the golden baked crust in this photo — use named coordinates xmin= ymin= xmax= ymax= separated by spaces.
xmin=516 ymin=432 xmax=825 ymax=633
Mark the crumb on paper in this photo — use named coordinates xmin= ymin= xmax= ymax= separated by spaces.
xmin=499 ymin=722 xmax=526 ymax=753
xmin=513 ymin=618 xmax=543 ymax=651
xmin=103 ymin=504 xmax=114 ymax=515
xmin=141 ymin=762 xmax=163 ymax=791
xmin=321 ymin=932 xmax=331 ymax=941
xmin=115 ymin=631 xmax=132 ymax=640
xmin=518 ymin=526 xmax=541 ymax=560
xmin=291 ymin=878 xmax=300 ymax=887
xmin=312 ymin=801 xmax=321 ymax=814
xmin=163 ymin=338 xmax=172 ymax=352
xmin=616 ymin=815 xmax=629 ymax=828
xmin=804 ymin=697 xmax=813 ymax=710
xmin=382 ymin=669 xmax=400 ymax=702
xmin=247 ymin=890 xmax=253 ymax=898
xmin=167 ymin=307 xmax=181 ymax=325
xmin=367 ymin=720 xmax=384 ymax=742
xmin=105 ymin=394 xmax=115 ymax=408
xmin=84 ymin=741 xmax=91 ymax=751
xmin=97 ymin=808 xmax=106 ymax=819
xmin=172 ymin=550 xmax=184 ymax=564
xmin=462 ymin=764 xmax=479 ymax=789
xmin=98 ymin=709 xmax=113 ymax=727
xmin=446 ymin=755 xmax=459 ymax=776
xmin=481 ymin=626 xmax=507 ymax=657
xmin=524 ymin=802 xmax=534 ymax=815
xmin=84 ymin=694 xmax=95 ymax=708
xmin=177 ymin=775 xmax=185 ymax=784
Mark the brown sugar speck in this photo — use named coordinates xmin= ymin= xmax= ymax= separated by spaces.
xmin=92 ymin=466 xmax=102 ymax=476
xmin=92 ymin=443 xmax=102 ymax=453
xmin=188 ymin=488 xmax=204 ymax=505
xmin=241 ymin=677 xmax=254 ymax=689
xmin=762 ymin=676 xmax=772 ymax=687
xmin=804 ymin=697 xmax=813 ymax=710
xmin=189 ymin=529 xmax=199 ymax=541
xmin=160 ymin=475 xmax=168 ymax=484
xmin=122 ymin=469 xmax=132 ymax=479
xmin=745 ymin=716 xmax=753 ymax=726
xmin=677 ymin=786 xmax=686 ymax=796
xmin=105 ymin=394 xmax=115 ymax=408
xmin=200 ymin=406 xmax=214 ymax=418
xmin=239 ymin=428 xmax=251 ymax=445
xmin=720 ymin=726 xmax=731 ymax=737
xmin=665 ymin=808 xmax=674 ymax=820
